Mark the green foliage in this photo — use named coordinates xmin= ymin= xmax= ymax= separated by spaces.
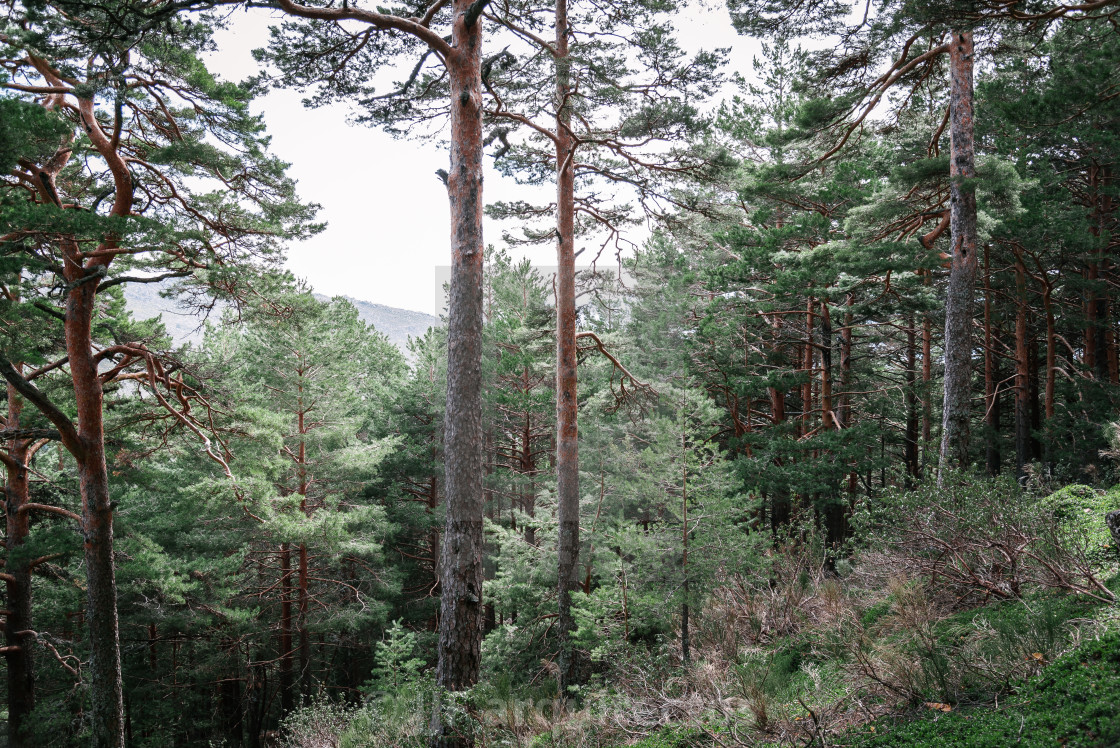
xmin=1040 ymin=484 xmax=1120 ymax=559
xmin=844 ymin=630 xmax=1120 ymax=747
xmin=366 ymin=619 xmax=426 ymax=693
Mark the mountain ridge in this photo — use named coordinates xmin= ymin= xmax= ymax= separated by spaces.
xmin=123 ymin=282 xmax=441 ymax=353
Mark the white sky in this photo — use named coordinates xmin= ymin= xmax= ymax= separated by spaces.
xmin=204 ymin=4 xmax=761 ymax=315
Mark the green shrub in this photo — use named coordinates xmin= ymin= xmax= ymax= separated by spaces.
xmin=843 ymin=629 xmax=1120 ymax=747
xmin=1041 ymin=484 xmax=1120 ymax=560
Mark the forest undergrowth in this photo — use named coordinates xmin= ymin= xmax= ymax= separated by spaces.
xmin=282 ymin=477 xmax=1120 ymax=748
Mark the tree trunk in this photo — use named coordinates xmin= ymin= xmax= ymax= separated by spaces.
xmin=1014 ymin=254 xmax=1030 ymax=484
xmin=820 ymin=301 xmax=834 ymax=431
xmin=297 ymin=543 xmax=310 ymax=699
xmin=522 ymin=396 xmax=537 ymax=546
xmin=1041 ymin=279 xmax=1056 ymax=422
xmin=905 ymin=317 xmax=921 ymax=482
xmin=66 ymin=273 xmax=125 ymax=748
xmin=218 ymin=651 xmax=244 ymax=748
xmin=554 ymin=0 xmax=582 ymax=694
xmin=4 ymin=382 xmax=35 ymax=748
xmin=680 ymin=449 xmax=690 ymax=666
xmin=984 ymin=247 xmax=1001 ymax=476
xmin=922 ymin=299 xmax=933 ymax=473
xmin=768 ymin=384 xmax=790 ymax=531
xmin=938 ymin=30 xmax=979 ymax=481
xmin=1086 ymin=163 xmax=1104 ymax=376
xmin=296 ymin=401 xmax=311 ymax=701
xmin=1103 ymin=166 xmax=1118 ymax=384
xmin=802 ymin=298 xmax=814 ymax=434
xmin=431 ymin=3 xmax=485 ymax=744
xmin=1029 ymin=337 xmax=1042 ymax=462
xmin=841 ymin=295 xmax=859 ymax=492
xmin=279 ymin=543 xmax=295 ymax=715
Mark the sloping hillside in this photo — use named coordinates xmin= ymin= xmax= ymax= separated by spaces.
xmin=123 ymin=282 xmax=440 ymax=352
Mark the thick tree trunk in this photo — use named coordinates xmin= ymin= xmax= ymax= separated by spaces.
xmin=554 ymin=0 xmax=582 ymax=694
xmin=65 ymin=273 xmax=125 ymax=748
xmin=431 ymin=3 xmax=485 ymax=744
xmin=938 ymin=30 xmax=979 ymax=481
xmin=4 ymin=383 xmax=35 ymax=748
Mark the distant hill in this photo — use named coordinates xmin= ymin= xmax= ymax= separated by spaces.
xmin=122 ymin=282 xmax=440 ymax=353
xmin=312 ymin=293 xmax=441 ymax=351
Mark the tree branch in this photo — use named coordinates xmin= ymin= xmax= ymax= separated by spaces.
xmin=0 ymin=361 xmax=83 ymax=459
xmin=0 ymin=428 xmax=61 ymax=441
xmin=97 ymin=270 xmax=192 ymax=292
xmin=264 ymin=0 xmax=453 ymax=57
xmin=20 ymin=503 xmax=81 ymax=522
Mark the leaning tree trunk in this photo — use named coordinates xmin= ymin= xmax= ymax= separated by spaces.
xmin=4 ymin=383 xmax=35 ymax=748
xmin=938 ymin=30 xmax=979 ymax=483
xmin=431 ymin=3 xmax=485 ymax=745
xmin=554 ymin=0 xmax=582 ymax=694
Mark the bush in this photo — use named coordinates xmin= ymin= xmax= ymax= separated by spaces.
xmin=856 ymin=476 xmax=1116 ymax=605
xmin=1040 ymin=484 xmax=1120 ymax=560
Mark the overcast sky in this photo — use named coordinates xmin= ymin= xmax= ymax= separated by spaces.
xmin=203 ymin=5 xmax=761 ymax=315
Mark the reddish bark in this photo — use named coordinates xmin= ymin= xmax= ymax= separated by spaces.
xmin=431 ymin=4 xmax=486 ymax=744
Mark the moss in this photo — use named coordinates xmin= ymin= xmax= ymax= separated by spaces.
xmin=860 ymin=599 xmax=892 ymax=629
xmin=1040 ymin=484 xmax=1120 ymax=556
xmin=841 ymin=630 xmax=1120 ymax=747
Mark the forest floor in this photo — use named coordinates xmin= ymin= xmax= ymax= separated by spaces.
xmin=505 ymin=483 xmax=1120 ymax=747
xmin=289 ymin=481 xmax=1120 ymax=747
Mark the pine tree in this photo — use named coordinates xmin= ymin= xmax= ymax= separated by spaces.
xmin=1 ymin=7 xmax=315 ymax=742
